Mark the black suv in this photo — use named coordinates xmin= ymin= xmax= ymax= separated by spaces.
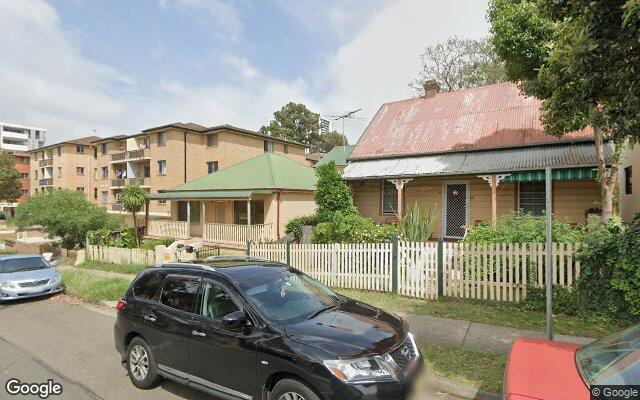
xmin=113 ymin=258 xmax=422 ymax=400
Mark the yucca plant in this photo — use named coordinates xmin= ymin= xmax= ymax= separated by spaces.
xmin=401 ymin=202 xmax=438 ymax=241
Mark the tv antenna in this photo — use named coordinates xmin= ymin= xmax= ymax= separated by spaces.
xmin=327 ymin=108 xmax=364 ymax=137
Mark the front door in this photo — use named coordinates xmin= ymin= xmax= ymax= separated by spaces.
xmin=443 ymin=182 xmax=469 ymax=238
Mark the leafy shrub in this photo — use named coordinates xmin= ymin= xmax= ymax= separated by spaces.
xmin=311 ymin=212 xmax=398 ymax=244
xmin=522 ymin=285 xmax=579 ymax=315
xmin=401 ymin=202 xmax=438 ymax=241
xmin=314 ymin=162 xmax=357 ymax=221
xmin=140 ymin=237 xmax=174 ymax=250
xmin=285 ymin=214 xmax=320 ymax=242
xmin=463 ymin=211 xmax=582 ymax=243
xmin=112 ymin=228 xmax=137 ymax=249
xmin=87 ymin=229 xmax=113 ymax=246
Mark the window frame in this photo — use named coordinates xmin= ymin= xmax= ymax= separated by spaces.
xmin=101 ymin=143 xmax=108 ymax=155
xmin=157 ymin=160 xmax=167 ymax=175
xmin=76 ymin=167 xmax=85 ymax=175
xmin=76 ymin=145 xmax=84 ymax=154
xmin=101 ymin=167 xmax=108 ymax=180
xmin=380 ymin=180 xmax=398 ymax=215
xmin=157 ymin=131 xmax=166 ymax=147
xmin=264 ymin=140 xmax=274 ymax=153
xmin=283 ymin=144 xmax=289 ymax=154
xmin=131 ymin=271 xmax=167 ymax=303
xmin=76 ymin=187 xmax=85 ymax=194
xmin=207 ymin=161 xmax=219 ymax=174
xmin=198 ymin=279 xmax=245 ymax=324
xmin=517 ymin=181 xmax=547 ymax=217
xmin=157 ymin=274 xmax=202 ymax=315
xmin=206 ymin=133 xmax=218 ymax=148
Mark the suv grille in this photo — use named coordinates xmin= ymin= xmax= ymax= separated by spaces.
xmin=18 ymin=279 xmax=49 ymax=288
xmin=389 ymin=336 xmax=417 ymax=372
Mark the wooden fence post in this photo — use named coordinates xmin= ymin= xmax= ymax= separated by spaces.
xmin=246 ymin=241 xmax=251 ymax=256
xmin=391 ymin=236 xmax=399 ymax=294
xmin=286 ymin=241 xmax=291 ymax=265
xmin=437 ymin=236 xmax=444 ymax=298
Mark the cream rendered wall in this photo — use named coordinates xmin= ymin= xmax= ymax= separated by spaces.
xmin=620 ymin=142 xmax=640 ymax=223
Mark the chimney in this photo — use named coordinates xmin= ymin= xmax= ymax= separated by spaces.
xmin=422 ymin=79 xmax=440 ymax=98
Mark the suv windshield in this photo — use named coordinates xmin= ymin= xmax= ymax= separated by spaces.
xmin=576 ymin=324 xmax=640 ymax=385
xmin=0 ymin=257 xmax=50 ymax=274
xmin=238 ymin=270 xmax=341 ymax=324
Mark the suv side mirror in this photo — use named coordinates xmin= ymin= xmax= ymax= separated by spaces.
xmin=223 ymin=310 xmax=248 ymax=331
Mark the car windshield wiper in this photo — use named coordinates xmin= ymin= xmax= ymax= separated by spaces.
xmin=306 ymin=304 xmax=338 ymax=320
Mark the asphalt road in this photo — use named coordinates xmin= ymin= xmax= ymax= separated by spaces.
xmin=0 ymin=297 xmax=461 ymax=400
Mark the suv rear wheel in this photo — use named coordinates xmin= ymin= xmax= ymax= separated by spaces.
xmin=271 ymin=379 xmax=320 ymax=400
xmin=127 ymin=337 xmax=161 ymax=389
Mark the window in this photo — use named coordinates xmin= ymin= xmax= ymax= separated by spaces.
xmin=76 ymin=187 xmax=85 ymax=194
xmin=93 ymin=168 xmax=98 ymax=179
xmin=19 ymin=156 xmax=29 ymax=164
xmin=519 ymin=182 xmax=546 ymax=217
xmin=20 ymin=173 xmax=28 ymax=179
xmin=101 ymin=191 xmax=108 ymax=204
xmin=101 ymin=167 xmax=108 ymax=180
xmin=207 ymin=133 xmax=218 ymax=147
xmin=133 ymin=272 xmax=166 ymax=301
xmin=157 ymin=160 xmax=167 ymax=175
xmin=283 ymin=144 xmax=289 ymax=154
xmin=57 ymin=167 xmax=62 ymax=178
xmin=157 ymin=131 xmax=166 ymax=146
xmin=143 ymin=165 xmax=150 ymax=178
xmin=76 ymin=145 xmax=84 ymax=154
xmin=76 ymin=167 xmax=84 ymax=175
xmin=101 ymin=143 xmax=108 ymax=155
xmin=159 ymin=276 xmax=199 ymax=313
xmin=201 ymin=281 xmax=239 ymax=320
xmin=93 ymin=147 xmax=97 ymax=158
xmin=207 ymin=161 xmax=218 ymax=174
xmin=233 ymin=200 xmax=264 ymax=224
xmin=177 ymin=201 xmax=201 ymax=222
xmin=381 ymin=180 xmax=398 ymax=214
xmin=624 ymin=166 xmax=633 ymax=195
xmin=264 ymin=140 xmax=274 ymax=153
xmin=157 ymin=190 xmax=166 ymax=204
xmin=21 ymin=189 xmax=28 ymax=196
xmin=34 ymin=170 xmax=38 ymax=180
xmin=57 ymin=147 xmax=61 ymax=157
xmin=93 ymin=188 xmax=98 ymax=199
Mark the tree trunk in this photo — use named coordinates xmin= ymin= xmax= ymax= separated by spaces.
xmin=132 ymin=212 xmax=140 ymax=246
xmin=594 ymin=130 xmax=622 ymax=221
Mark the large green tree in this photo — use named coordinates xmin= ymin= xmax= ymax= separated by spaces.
xmin=409 ymin=36 xmax=507 ymax=94
xmin=260 ymin=102 xmax=321 ymax=151
xmin=488 ymin=0 xmax=640 ymax=220
xmin=317 ymin=131 xmax=349 ymax=153
xmin=15 ymin=190 xmax=120 ymax=249
xmin=0 ymin=151 xmax=22 ymax=203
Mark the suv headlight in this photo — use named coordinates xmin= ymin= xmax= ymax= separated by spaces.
xmin=0 ymin=281 xmax=16 ymax=289
xmin=323 ymin=354 xmax=397 ymax=383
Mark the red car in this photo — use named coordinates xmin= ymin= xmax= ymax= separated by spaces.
xmin=504 ymin=325 xmax=640 ymax=399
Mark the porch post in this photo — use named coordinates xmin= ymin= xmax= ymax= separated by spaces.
xmin=478 ymin=174 xmax=511 ymax=228
xmin=389 ymin=178 xmax=412 ymax=222
xmin=144 ymin=199 xmax=150 ymax=235
xmin=200 ymin=201 xmax=206 ymax=238
xmin=186 ymin=201 xmax=191 ymax=237
xmin=247 ymin=199 xmax=252 ymax=243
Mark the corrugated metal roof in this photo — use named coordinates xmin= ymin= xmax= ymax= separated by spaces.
xmin=342 ymin=142 xmax=613 ymax=180
xmin=350 ymin=82 xmax=594 ymax=160
xmin=148 ymin=190 xmax=268 ymax=200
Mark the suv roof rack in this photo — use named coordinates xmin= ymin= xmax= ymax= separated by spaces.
xmin=203 ymin=255 xmax=270 ymax=263
xmin=159 ymin=262 xmax=216 ymax=272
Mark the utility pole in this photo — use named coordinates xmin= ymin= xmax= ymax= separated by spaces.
xmin=545 ymin=167 xmax=554 ymax=340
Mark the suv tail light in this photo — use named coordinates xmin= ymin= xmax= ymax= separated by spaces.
xmin=116 ymin=300 xmax=127 ymax=311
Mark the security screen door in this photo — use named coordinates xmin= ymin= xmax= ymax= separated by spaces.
xmin=444 ymin=183 xmax=468 ymax=238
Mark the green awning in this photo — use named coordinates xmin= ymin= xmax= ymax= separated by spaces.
xmin=502 ymin=167 xmax=598 ymax=183
xmin=148 ymin=190 xmax=271 ymax=200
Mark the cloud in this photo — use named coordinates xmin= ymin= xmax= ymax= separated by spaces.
xmin=219 ymin=55 xmax=259 ymax=80
xmin=158 ymin=0 xmax=242 ymax=43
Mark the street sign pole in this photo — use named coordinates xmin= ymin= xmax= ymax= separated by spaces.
xmin=545 ymin=167 xmax=554 ymax=341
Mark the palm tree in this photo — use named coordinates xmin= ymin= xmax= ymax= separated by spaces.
xmin=119 ymin=185 xmax=148 ymax=246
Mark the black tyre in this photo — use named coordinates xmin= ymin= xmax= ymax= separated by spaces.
xmin=271 ymin=379 xmax=320 ymax=400
xmin=126 ymin=337 xmax=161 ymax=389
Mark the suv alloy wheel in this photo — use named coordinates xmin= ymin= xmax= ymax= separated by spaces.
xmin=271 ymin=379 xmax=319 ymax=400
xmin=127 ymin=337 xmax=161 ymax=389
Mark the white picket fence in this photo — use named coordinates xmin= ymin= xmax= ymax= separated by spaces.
xmin=147 ymin=220 xmax=188 ymax=239
xmin=87 ymin=245 xmax=157 ymax=265
xmin=203 ymin=223 xmax=274 ymax=246
xmin=251 ymin=241 xmax=583 ymax=303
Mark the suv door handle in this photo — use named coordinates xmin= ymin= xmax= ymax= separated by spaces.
xmin=192 ymin=330 xmax=206 ymax=337
xmin=144 ymin=315 xmax=156 ymax=322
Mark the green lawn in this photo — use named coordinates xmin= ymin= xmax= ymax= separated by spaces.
xmin=75 ymin=260 xmax=147 ymax=275
xmin=61 ymin=270 xmax=130 ymax=302
xmin=336 ymin=288 xmax=620 ymax=339
xmin=420 ymin=342 xmax=506 ymax=394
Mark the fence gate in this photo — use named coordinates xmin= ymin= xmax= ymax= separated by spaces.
xmin=398 ymin=241 xmax=438 ymax=299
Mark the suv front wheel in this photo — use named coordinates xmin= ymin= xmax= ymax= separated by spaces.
xmin=127 ymin=337 xmax=161 ymax=389
xmin=271 ymin=379 xmax=320 ymax=400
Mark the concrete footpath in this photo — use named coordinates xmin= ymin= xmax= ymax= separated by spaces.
xmin=58 ymin=264 xmax=594 ymax=356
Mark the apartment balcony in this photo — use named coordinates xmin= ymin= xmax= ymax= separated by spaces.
xmin=38 ymin=178 xmax=53 ymax=186
xmin=111 ymin=204 xmax=125 ymax=211
xmin=111 ymin=178 xmax=147 ymax=187
xmin=2 ymin=131 xmax=29 ymax=141
xmin=39 ymin=159 xmax=53 ymax=167
xmin=1 ymin=143 xmax=29 ymax=152
xmin=110 ymin=149 xmax=147 ymax=163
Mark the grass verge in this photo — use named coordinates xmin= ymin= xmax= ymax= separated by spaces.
xmin=60 ymin=270 xmax=130 ymax=302
xmin=75 ymin=260 xmax=146 ymax=275
xmin=336 ymin=288 xmax=620 ymax=338
xmin=419 ymin=342 xmax=506 ymax=394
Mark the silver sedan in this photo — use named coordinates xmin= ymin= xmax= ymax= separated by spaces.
xmin=0 ymin=255 xmax=63 ymax=302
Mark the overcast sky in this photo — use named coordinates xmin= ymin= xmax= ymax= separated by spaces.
xmin=0 ymin=0 xmax=490 ymax=145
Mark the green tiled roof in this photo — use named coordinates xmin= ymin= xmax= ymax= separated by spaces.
xmin=148 ymin=190 xmax=269 ymax=200
xmin=171 ymin=153 xmax=317 ymax=192
xmin=316 ymin=145 xmax=355 ymax=167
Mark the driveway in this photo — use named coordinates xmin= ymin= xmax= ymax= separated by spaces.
xmin=0 ymin=297 xmax=460 ymax=400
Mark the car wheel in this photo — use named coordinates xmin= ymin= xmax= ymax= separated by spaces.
xmin=127 ymin=337 xmax=161 ymax=389
xmin=271 ymin=379 xmax=320 ymax=400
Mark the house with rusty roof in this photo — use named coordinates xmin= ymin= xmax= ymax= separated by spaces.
xmin=343 ymin=81 xmax=613 ymax=239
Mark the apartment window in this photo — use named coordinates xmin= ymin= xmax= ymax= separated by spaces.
xmin=34 ymin=153 xmax=38 ymax=161
xmin=76 ymin=167 xmax=85 ymax=175
xmin=101 ymin=191 xmax=108 ymax=204
xmin=19 ymin=156 xmax=29 ymax=164
xmin=76 ymin=145 xmax=85 ymax=154
xmin=101 ymin=167 xmax=108 ymax=179
xmin=34 ymin=170 xmax=38 ymax=179
xmin=157 ymin=160 xmax=167 ymax=175
xmin=93 ymin=188 xmax=98 ymax=199
xmin=157 ymin=190 xmax=167 ymax=204
xmin=101 ymin=143 xmax=108 ymax=155
xmin=57 ymin=167 xmax=62 ymax=178
xmin=207 ymin=133 xmax=218 ymax=147
xmin=35 ymin=131 xmax=40 ymax=139
xmin=157 ymin=132 xmax=166 ymax=146
xmin=283 ymin=144 xmax=289 ymax=154
xmin=207 ymin=161 xmax=218 ymax=174
xmin=76 ymin=187 xmax=85 ymax=194
xmin=21 ymin=189 xmax=29 ymax=196
xmin=57 ymin=147 xmax=61 ymax=156
xmin=625 ymin=166 xmax=633 ymax=195
xmin=93 ymin=168 xmax=98 ymax=179
xmin=381 ymin=180 xmax=398 ymax=214
xmin=93 ymin=147 xmax=98 ymax=158
xmin=519 ymin=182 xmax=546 ymax=217
xmin=141 ymin=137 xmax=150 ymax=149
xmin=20 ymin=173 xmax=28 ymax=179
xmin=264 ymin=140 xmax=274 ymax=153
xmin=143 ymin=165 xmax=151 ymax=178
